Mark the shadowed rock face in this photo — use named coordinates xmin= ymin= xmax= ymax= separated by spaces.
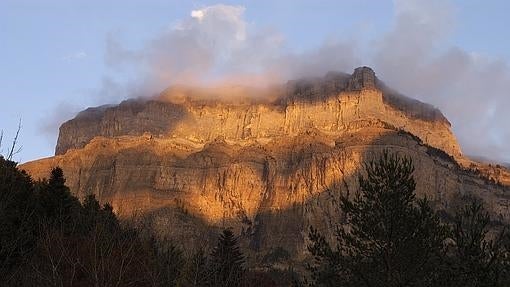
xmin=20 ymin=66 xmax=510 ymax=262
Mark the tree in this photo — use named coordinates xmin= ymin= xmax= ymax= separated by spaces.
xmin=36 ymin=167 xmax=81 ymax=229
xmin=0 ymin=159 xmax=158 ymax=286
xmin=0 ymin=156 xmax=37 ymax=284
xmin=81 ymin=194 xmax=120 ymax=234
xmin=307 ymin=151 xmax=448 ymax=287
xmin=0 ymin=119 xmax=23 ymax=161
xmin=153 ymin=240 xmax=184 ymax=287
xmin=27 ymin=168 xmax=151 ymax=287
xmin=445 ymin=201 xmax=510 ymax=286
xmin=210 ymin=228 xmax=245 ymax=287
xmin=180 ymin=247 xmax=209 ymax=287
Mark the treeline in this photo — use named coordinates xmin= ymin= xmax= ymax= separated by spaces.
xmin=0 ymin=157 xmax=277 ymax=287
xmin=305 ymin=152 xmax=510 ymax=287
xmin=1 ymin=151 xmax=510 ymax=286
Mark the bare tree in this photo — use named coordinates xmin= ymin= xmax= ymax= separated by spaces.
xmin=0 ymin=118 xmax=23 ymax=161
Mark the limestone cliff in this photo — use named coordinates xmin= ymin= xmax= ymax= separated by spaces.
xmin=55 ymin=67 xmax=460 ymax=158
xmin=21 ymin=67 xmax=510 ymax=262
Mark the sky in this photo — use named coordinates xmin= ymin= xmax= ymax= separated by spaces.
xmin=1 ymin=0 xmax=510 ymax=163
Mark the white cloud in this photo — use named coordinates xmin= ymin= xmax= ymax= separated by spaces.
xmin=62 ymin=51 xmax=87 ymax=61
xmin=105 ymin=4 xmax=357 ymax=92
xmin=190 ymin=10 xmax=204 ymax=21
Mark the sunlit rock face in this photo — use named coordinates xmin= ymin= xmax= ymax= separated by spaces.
xmin=21 ymin=67 xmax=510 ymax=260
xmin=55 ymin=67 xmax=461 ymax=158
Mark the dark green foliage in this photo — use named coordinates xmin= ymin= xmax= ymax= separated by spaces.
xmin=27 ymin=178 xmax=148 ymax=286
xmin=0 ymin=156 xmax=37 ymax=282
xmin=307 ymin=228 xmax=340 ymax=286
xmin=210 ymin=228 xmax=246 ymax=287
xmin=36 ymin=167 xmax=81 ymax=228
xmin=307 ymin=151 xmax=449 ymax=286
xmin=0 ymin=159 xmax=155 ymax=286
xmin=443 ymin=201 xmax=510 ymax=286
xmin=306 ymin=151 xmax=510 ymax=286
xmin=81 ymin=193 xmax=120 ymax=233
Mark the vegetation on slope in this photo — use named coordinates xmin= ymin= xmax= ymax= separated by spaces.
xmin=306 ymin=151 xmax=510 ymax=287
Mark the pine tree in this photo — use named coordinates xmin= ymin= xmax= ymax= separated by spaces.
xmin=445 ymin=201 xmax=510 ymax=286
xmin=307 ymin=151 xmax=448 ymax=287
xmin=0 ymin=157 xmax=37 ymax=282
xmin=37 ymin=167 xmax=80 ymax=226
xmin=80 ymin=194 xmax=119 ymax=234
xmin=210 ymin=228 xmax=245 ymax=287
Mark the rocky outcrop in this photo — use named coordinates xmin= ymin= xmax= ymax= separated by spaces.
xmin=346 ymin=66 xmax=377 ymax=91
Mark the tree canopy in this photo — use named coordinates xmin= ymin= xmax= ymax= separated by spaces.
xmin=307 ymin=151 xmax=510 ymax=287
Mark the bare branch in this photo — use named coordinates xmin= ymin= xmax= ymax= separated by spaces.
xmin=7 ymin=118 xmax=23 ymax=161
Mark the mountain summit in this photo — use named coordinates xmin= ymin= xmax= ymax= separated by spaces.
xmin=54 ymin=66 xmax=458 ymax=156
xmin=346 ymin=66 xmax=377 ymax=91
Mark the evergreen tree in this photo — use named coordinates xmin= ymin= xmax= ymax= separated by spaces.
xmin=210 ymin=228 xmax=245 ymax=287
xmin=445 ymin=201 xmax=510 ymax=286
xmin=81 ymin=194 xmax=119 ymax=233
xmin=0 ymin=159 xmax=155 ymax=286
xmin=0 ymin=157 xmax=37 ymax=283
xmin=307 ymin=151 xmax=448 ymax=287
xmin=36 ymin=167 xmax=80 ymax=227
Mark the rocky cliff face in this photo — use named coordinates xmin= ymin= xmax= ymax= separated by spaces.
xmin=21 ymin=67 xmax=510 ymax=262
xmin=56 ymin=67 xmax=461 ymax=158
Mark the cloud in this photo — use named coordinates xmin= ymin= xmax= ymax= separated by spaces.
xmin=190 ymin=10 xmax=205 ymax=21
xmin=62 ymin=51 xmax=87 ymax=61
xmin=99 ymin=1 xmax=509 ymax=162
xmin=105 ymin=4 xmax=251 ymax=91
xmin=38 ymin=101 xmax=82 ymax=149
xmin=105 ymin=4 xmax=358 ymax=94
xmin=371 ymin=0 xmax=510 ymax=162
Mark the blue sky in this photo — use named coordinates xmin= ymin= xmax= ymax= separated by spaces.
xmin=1 ymin=0 xmax=510 ymax=163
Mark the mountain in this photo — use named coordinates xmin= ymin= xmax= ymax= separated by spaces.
xmin=20 ymin=67 xmax=510 ymax=261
